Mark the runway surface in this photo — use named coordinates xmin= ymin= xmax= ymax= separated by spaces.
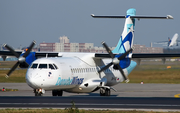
xmin=0 ymin=83 xmax=180 ymax=110
xmin=0 ymin=83 xmax=180 ymax=97
xmin=0 ymin=96 xmax=180 ymax=110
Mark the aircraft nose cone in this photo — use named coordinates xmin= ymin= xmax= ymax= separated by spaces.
xmin=26 ymin=76 xmax=38 ymax=88
xmin=26 ymin=72 xmax=41 ymax=89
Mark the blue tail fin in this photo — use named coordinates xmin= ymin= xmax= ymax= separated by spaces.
xmin=112 ymin=8 xmax=136 ymax=54
xmin=91 ymin=8 xmax=173 ymax=53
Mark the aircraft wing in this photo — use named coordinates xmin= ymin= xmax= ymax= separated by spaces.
xmin=95 ymin=52 xmax=180 ymax=65
xmin=35 ymin=52 xmax=59 ymax=58
xmin=0 ymin=51 xmax=22 ymax=56
xmin=0 ymin=51 xmax=59 ymax=61
xmin=1 ymin=50 xmax=180 ymax=59
xmin=154 ymin=41 xmax=168 ymax=44
xmin=132 ymin=53 xmax=180 ymax=58
xmin=95 ymin=53 xmax=180 ymax=59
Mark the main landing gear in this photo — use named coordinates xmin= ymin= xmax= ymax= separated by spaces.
xmin=100 ymin=88 xmax=110 ymax=96
xmin=52 ymin=90 xmax=63 ymax=96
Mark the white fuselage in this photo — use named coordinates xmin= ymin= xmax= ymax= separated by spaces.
xmin=25 ymin=53 xmax=136 ymax=93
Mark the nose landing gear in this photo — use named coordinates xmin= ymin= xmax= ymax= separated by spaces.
xmin=34 ymin=89 xmax=45 ymax=96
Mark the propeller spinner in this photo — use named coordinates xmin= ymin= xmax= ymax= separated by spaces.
xmin=4 ymin=41 xmax=36 ymax=78
xmin=98 ymin=42 xmax=133 ymax=83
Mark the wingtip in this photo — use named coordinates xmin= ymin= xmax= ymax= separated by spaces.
xmin=91 ymin=14 xmax=95 ymax=17
xmin=167 ymin=15 xmax=173 ymax=19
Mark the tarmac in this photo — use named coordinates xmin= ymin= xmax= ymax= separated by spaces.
xmin=0 ymin=83 xmax=180 ymax=97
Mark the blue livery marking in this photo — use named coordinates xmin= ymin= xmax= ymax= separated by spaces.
xmin=126 ymin=61 xmax=137 ymax=74
xmin=112 ymin=32 xmax=133 ymax=54
xmin=55 ymin=76 xmax=84 ymax=86
xmin=71 ymin=76 xmax=84 ymax=85
xmin=20 ymin=52 xmax=36 ymax=65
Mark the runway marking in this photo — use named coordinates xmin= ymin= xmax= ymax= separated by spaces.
xmin=174 ymin=93 xmax=180 ymax=98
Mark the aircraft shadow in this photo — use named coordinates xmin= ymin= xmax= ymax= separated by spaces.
xmin=67 ymin=93 xmax=118 ymax=97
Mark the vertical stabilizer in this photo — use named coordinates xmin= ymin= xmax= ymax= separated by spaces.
xmin=91 ymin=8 xmax=172 ymax=54
xmin=112 ymin=8 xmax=136 ymax=54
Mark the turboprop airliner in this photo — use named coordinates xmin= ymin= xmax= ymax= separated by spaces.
xmin=0 ymin=8 xmax=177 ymax=96
xmin=155 ymin=33 xmax=179 ymax=47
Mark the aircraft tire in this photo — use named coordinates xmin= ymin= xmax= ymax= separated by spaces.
xmin=35 ymin=92 xmax=42 ymax=96
xmin=57 ymin=90 xmax=63 ymax=96
xmin=105 ymin=88 xmax=110 ymax=96
xmin=100 ymin=92 xmax=105 ymax=96
xmin=34 ymin=89 xmax=42 ymax=96
xmin=100 ymin=88 xmax=105 ymax=96
xmin=52 ymin=90 xmax=58 ymax=96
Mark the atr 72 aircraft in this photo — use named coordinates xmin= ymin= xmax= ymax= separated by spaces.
xmin=155 ymin=33 xmax=179 ymax=47
xmin=0 ymin=8 xmax=177 ymax=96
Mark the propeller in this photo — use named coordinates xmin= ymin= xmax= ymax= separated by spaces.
xmin=98 ymin=42 xmax=133 ymax=83
xmin=4 ymin=41 xmax=36 ymax=78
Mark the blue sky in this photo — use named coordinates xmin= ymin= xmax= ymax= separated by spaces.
xmin=0 ymin=0 xmax=179 ymax=48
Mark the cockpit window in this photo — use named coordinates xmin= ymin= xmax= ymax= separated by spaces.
xmin=49 ymin=64 xmax=55 ymax=70
xmin=53 ymin=64 xmax=58 ymax=69
xmin=31 ymin=64 xmax=38 ymax=69
xmin=38 ymin=64 xmax=47 ymax=69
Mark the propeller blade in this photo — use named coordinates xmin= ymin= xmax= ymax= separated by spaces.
xmin=102 ymin=42 xmax=114 ymax=58
xmin=98 ymin=62 xmax=113 ymax=73
xmin=5 ymin=41 xmax=36 ymax=78
xmin=117 ymin=48 xmax=133 ymax=60
xmin=116 ymin=64 xmax=129 ymax=83
xmin=4 ymin=44 xmax=20 ymax=58
xmin=23 ymin=40 xmax=36 ymax=57
xmin=5 ymin=62 xmax=20 ymax=78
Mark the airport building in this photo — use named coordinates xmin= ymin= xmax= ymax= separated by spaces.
xmin=39 ymin=43 xmax=55 ymax=52
xmin=133 ymin=44 xmax=163 ymax=53
xmin=39 ymin=36 xmax=163 ymax=53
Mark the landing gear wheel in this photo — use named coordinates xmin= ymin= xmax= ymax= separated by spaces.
xmin=100 ymin=88 xmax=105 ymax=96
xmin=52 ymin=90 xmax=63 ymax=96
xmin=35 ymin=92 xmax=42 ymax=96
xmin=52 ymin=90 xmax=58 ymax=96
xmin=34 ymin=89 xmax=42 ymax=96
xmin=105 ymin=88 xmax=110 ymax=96
xmin=100 ymin=88 xmax=110 ymax=96
xmin=57 ymin=90 xmax=63 ymax=96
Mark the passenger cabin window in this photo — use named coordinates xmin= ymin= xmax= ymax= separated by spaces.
xmin=31 ymin=64 xmax=38 ymax=69
xmin=38 ymin=64 xmax=47 ymax=69
xmin=49 ymin=64 xmax=55 ymax=70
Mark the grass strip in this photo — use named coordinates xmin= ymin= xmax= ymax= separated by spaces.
xmin=1 ymin=61 xmax=180 ymax=83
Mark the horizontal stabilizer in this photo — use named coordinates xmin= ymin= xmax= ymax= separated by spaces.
xmin=91 ymin=14 xmax=125 ymax=18
xmin=91 ymin=14 xmax=173 ymax=19
xmin=131 ymin=15 xmax=173 ymax=19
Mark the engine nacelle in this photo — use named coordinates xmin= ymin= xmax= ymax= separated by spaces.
xmin=79 ymin=78 xmax=101 ymax=92
xmin=19 ymin=52 xmax=36 ymax=68
xmin=113 ymin=58 xmax=131 ymax=69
